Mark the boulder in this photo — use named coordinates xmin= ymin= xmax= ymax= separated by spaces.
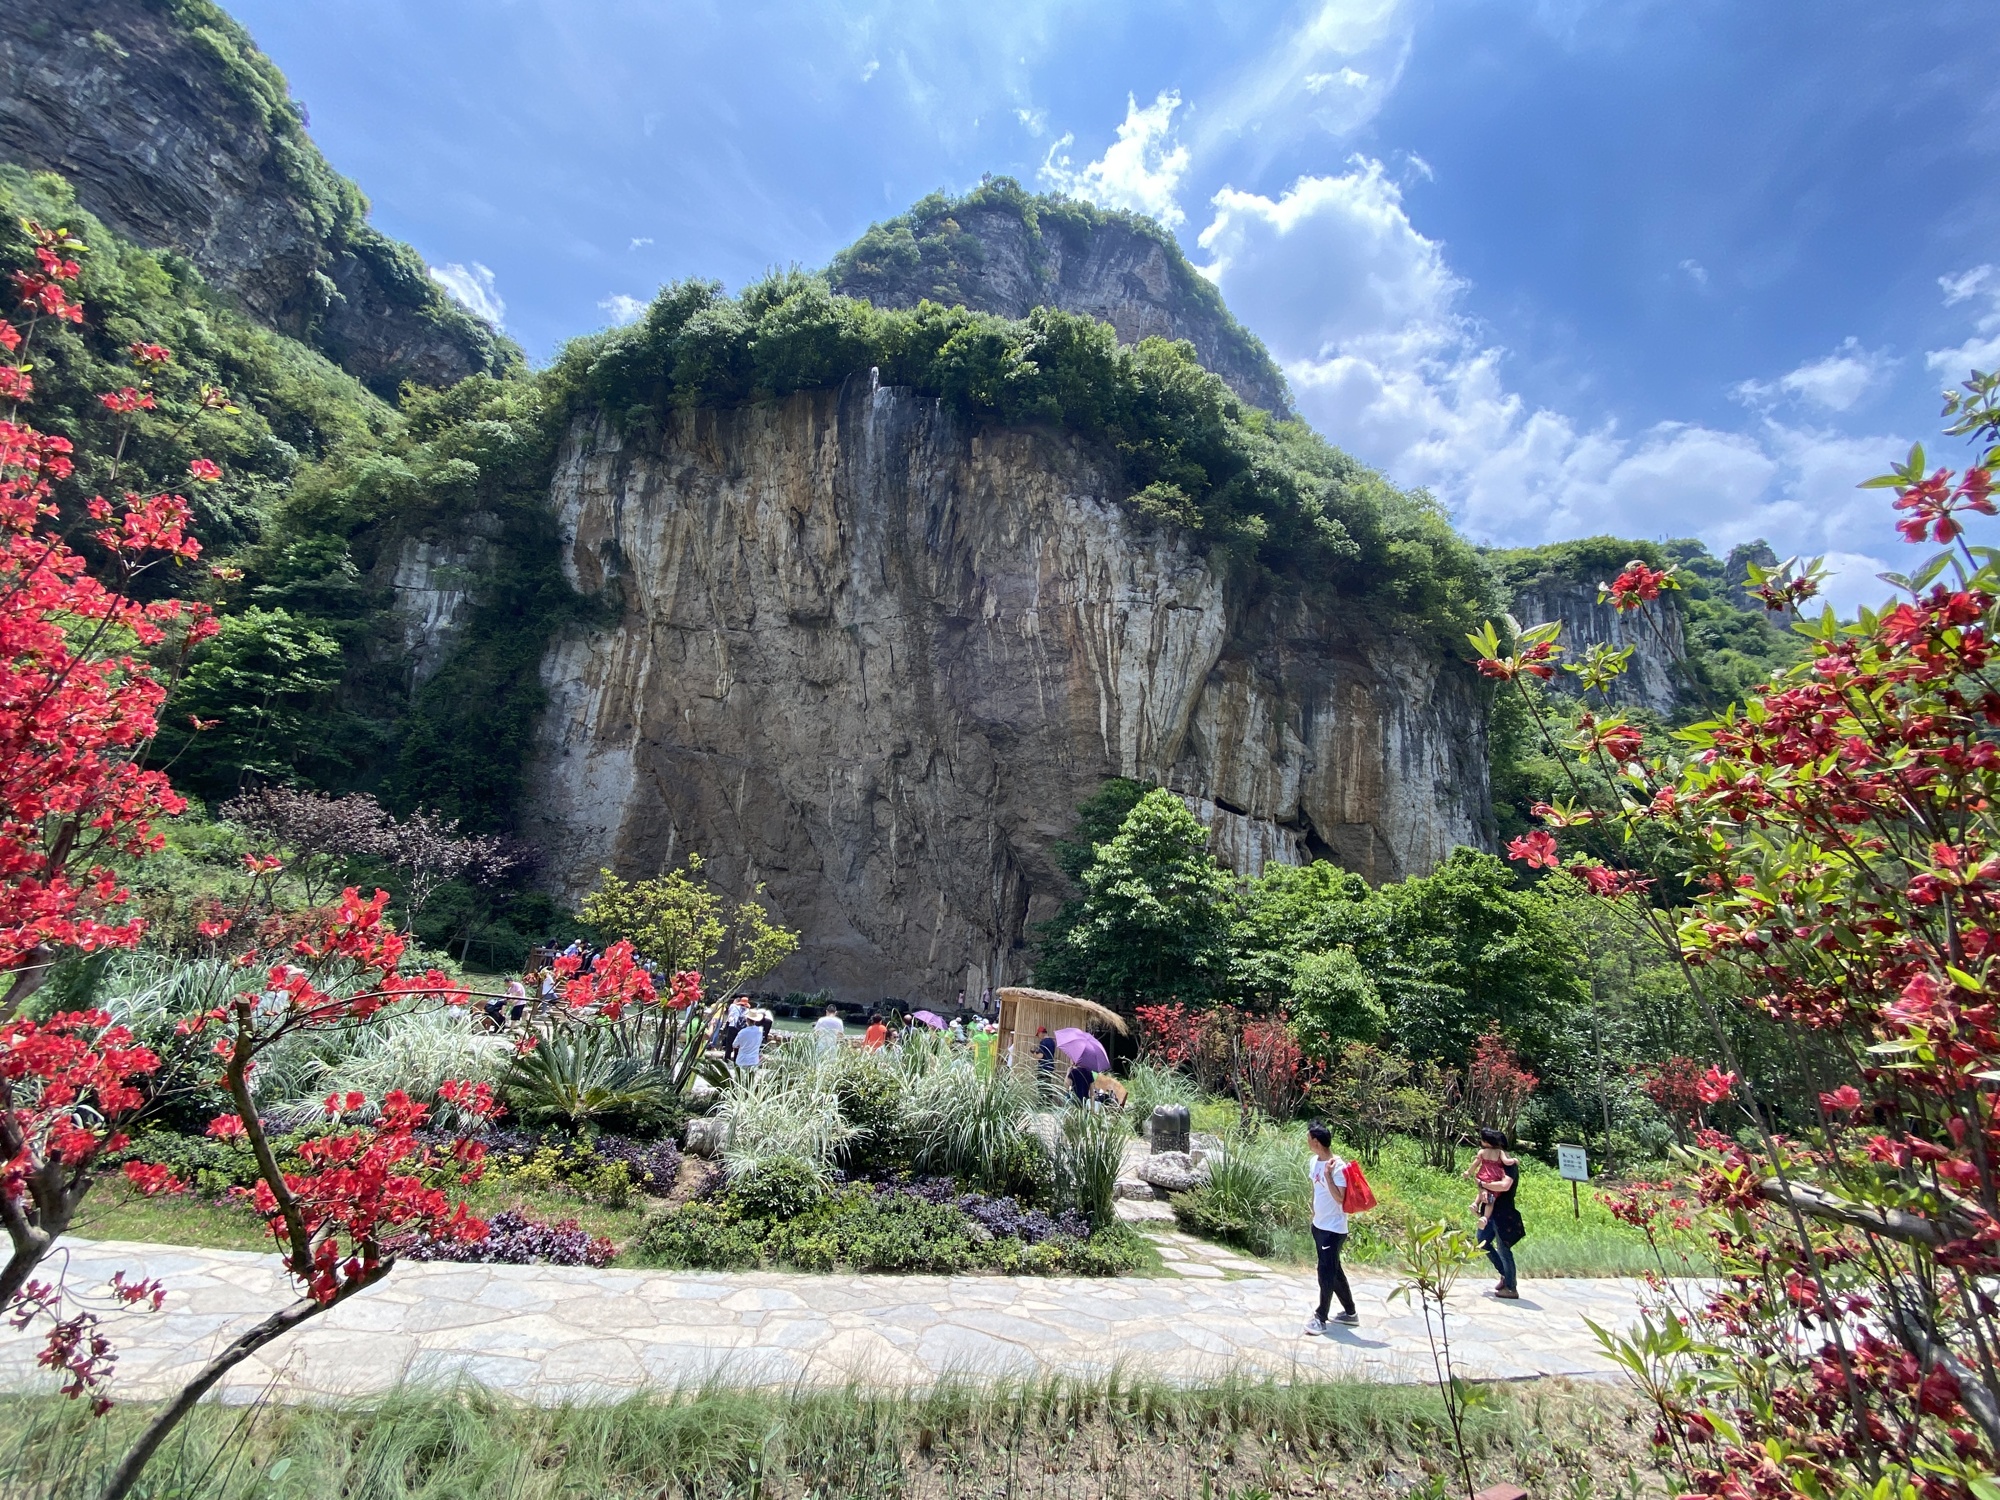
xmin=683 ymin=1116 xmax=728 ymax=1159
xmin=1136 ymin=1151 xmax=1209 ymax=1194
xmin=1113 ymin=1178 xmax=1156 ymax=1201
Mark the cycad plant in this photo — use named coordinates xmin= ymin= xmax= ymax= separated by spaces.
xmin=502 ymin=1024 xmax=679 ymax=1135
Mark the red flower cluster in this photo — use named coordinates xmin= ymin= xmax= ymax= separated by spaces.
xmin=1600 ymin=560 xmax=1678 ymax=610
xmin=1892 ymin=466 xmax=1994 ymax=544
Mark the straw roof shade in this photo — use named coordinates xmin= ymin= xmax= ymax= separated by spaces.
xmin=993 ymin=987 xmax=1128 ymax=1073
xmin=995 ymin=988 xmax=1129 ymax=1035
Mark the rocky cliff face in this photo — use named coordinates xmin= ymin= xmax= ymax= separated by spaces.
xmin=1508 ymin=581 xmax=1686 ymax=717
xmin=523 ymin=379 xmax=1488 ymax=1004
xmin=830 ymin=189 xmax=1294 ymax=418
xmin=0 ymin=0 xmax=512 ymax=396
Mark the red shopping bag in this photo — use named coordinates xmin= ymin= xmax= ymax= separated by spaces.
xmin=1341 ymin=1160 xmax=1377 ymax=1213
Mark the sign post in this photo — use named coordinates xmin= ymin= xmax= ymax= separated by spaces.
xmin=1557 ymin=1143 xmax=1589 ymax=1220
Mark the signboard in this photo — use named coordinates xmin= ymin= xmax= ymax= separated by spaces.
xmin=1557 ymin=1144 xmax=1589 ymax=1182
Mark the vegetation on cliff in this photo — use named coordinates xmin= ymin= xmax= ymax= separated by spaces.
xmin=139 ymin=0 xmax=522 ymax=389
xmin=557 ymin=270 xmax=1495 ymax=646
xmin=829 ymin=176 xmax=1292 ymax=413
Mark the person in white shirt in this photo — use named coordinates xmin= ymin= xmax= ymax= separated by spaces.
xmin=1303 ymin=1122 xmax=1359 ymax=1333
xmin=812 ymin=1005 xmax=844 ymax=1051
xmin=732 ymin=1018 xmax=765 ymax=1069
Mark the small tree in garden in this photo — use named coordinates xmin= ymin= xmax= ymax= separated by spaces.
xmin=219 ymin=784 xmax=394 ymax=906
xmin=1639 ymin=1055 xmax=1712 ymax=1146
xmin=1472 ymin=375 xmax=2000 ymax=1497
xmin=1316 ymin=1041 xmax=1427 ymax=1165
xmin=1233 ymin=1013 xmax=1323 ymax=1121
xmin=1465 ymin=1025 xmax=1537 ymax=1138
xmin=580 ymin=855 xmax=798 ymax=998
xmin=1046 ymin=789 xmax=1235 ymax=1009
xmin=0 ymin=223 xmax=223 ymax=1397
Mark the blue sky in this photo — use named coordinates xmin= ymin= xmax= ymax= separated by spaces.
xmin=231 ymin=0 xmax=2000 ymax=609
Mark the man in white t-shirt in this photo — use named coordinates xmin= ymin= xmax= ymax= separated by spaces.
xmin=1303 ymin=1122 xmax=1359 ymax=1333
xmin=813 ymin=1005 xmax=844 ymax=1051
xmin=732 ymin=1018 xmax=765 ymax=1069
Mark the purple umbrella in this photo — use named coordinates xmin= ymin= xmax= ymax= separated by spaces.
xmin=1054 ymin=1027 xmax=1109 ymax=1072
xmin=911 ymin=1009 xmax=946 ymax=1029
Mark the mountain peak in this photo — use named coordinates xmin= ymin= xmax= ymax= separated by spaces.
xmin=829 ymin=178 xmax=1293 ymax=418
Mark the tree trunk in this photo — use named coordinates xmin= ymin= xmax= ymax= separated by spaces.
xmin=98 ymin=1268 xmax=384 ymax=1500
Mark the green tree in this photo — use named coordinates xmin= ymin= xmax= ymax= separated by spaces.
xmin=1042 ymin=789 xmax=1235 ymax=1009
xmin=1370 ymin=848 xmax=1587 ymax=1070
xmin=579 ymin=855 xmax=799 ymax=997
xmin=154 ymin=607 xmax=360 ymax=797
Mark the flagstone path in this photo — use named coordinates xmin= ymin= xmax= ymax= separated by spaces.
xmin=0 ymin=1237 xmax=1661 ymax=1406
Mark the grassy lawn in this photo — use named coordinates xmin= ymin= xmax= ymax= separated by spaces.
xmin=1186 ymin=1102 xmax=1696 ymax=1278
xmin=0 ymin=1371 xmax=1664 ymax=1499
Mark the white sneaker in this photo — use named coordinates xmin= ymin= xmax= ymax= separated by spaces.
xmin=1333 ymin=1310 xmax=1360 ymax=1326
xmin=1302 ymin=1316 xmax=1327 ymax=1336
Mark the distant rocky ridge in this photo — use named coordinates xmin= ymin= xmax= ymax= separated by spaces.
xmin=830 ymin=182 xmax=1295 ymax=419
xmin=0 ymin=0 xmax=516 ymax=397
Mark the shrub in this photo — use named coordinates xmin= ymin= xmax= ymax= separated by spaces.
xmin=1315 ymin=1042 xmax=1428 ymax=1166
xmin=406 ymin=1209 xmax=614 ymax=1268
xmin=589 ymin=1135 xmax=683 ymax=1195
xmin=765 ymin=1189 xmax=980 ymax=1274
xmin=634 ymin=1201 xmax=765 ymax=1270
xmin=493 ymin=1144 xmax=635 ymax=1207
xmin=730 ymin=1156 xmax=828 ymax=1221
xmin=826 ymin=1048 xmax=908 ymax=1170
xmin=1466 ymin=1026 xmax=1537 ymax=1138
xmin=1173 ymin=1189 xmax=1270 ymax=1255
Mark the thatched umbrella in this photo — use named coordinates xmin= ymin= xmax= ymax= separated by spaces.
xmin=993 ymin=986 xmax=1127 ymax=1072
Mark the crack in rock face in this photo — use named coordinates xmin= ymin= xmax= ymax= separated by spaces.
xmin=523 ymin=382 xmax=1488 ymax=1005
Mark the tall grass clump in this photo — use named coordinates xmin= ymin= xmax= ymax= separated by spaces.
xmin=717 ymin=1046 xmax=855 ymax=1178
xmin=0 ymin=1369 xmax=1655 ymax=1500
xmin=1049 ymin=1108 xmax=1125 ymax=1224
xmin=903 ymin=1061 xmax=1036 ymax=1190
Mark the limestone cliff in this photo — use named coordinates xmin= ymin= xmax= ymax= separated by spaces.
xmin=1507 ymin=580 xmax=1686 ymax=717
xmin=829 ymin=184 xmax=1294 ymax=418
xmin=523 ymin=379 xmax=1488 ymax=1005
xmin=0 ymin=0 xmax=514 ymax=396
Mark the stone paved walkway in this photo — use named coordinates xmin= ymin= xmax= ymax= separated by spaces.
xmin=0 ymin=1238 xmax=1658 ymax=1406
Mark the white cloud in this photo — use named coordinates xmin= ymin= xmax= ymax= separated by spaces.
xmin=1196 ymin=160 xmax=1920 ymax=597
xmin=1733 ymin=337 xmax=1891 ymax=412
xmin=1015 ymin=106 xmax=1048 ymax=135
xmin=1305 ymin=67 xmax=1370 ymax=92
xmin=860 ymin=58 xmax=880 ymax=82
xmin=1039 ymin=90 xmax=1191 ymax=228
xmin=1679 ymin=258 xmax=1708 ymax=286
xmin=599 ymin=293 xmax=646 ymax=325
xmin=1928 ymin=264 xmax=2000 ymax=373
xmin=628 ymin=236 xmax=654 ymax=250
xmin=428 ymin=261 xmax=505 ymax=327
xmin=1191 ymin=0 xmax=1414 ymax=156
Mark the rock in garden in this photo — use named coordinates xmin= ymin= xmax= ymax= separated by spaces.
xmin=1113 ymin=1178 xmax=1156 ymax=1201
xmin=683 ymin=1116 xmax=728 ymax=1159
xmin=1136 ymin=1151 xmax=1208 ymax=1193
